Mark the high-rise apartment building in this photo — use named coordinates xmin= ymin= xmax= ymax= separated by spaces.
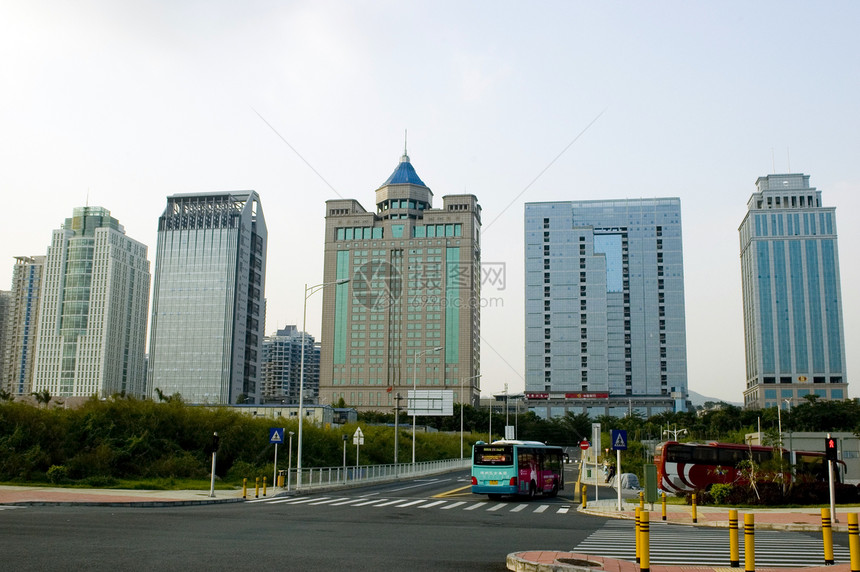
xmin=524 ymin=199 xmax=688 ymax=418
xmin=261 ymin=325 xmax=319 ymax=405
xmin=739 ymin=174 xmax=848 ymax=409
xmin=148 ymin=192 xmax=267 ymax=404
xmin=319 ymin=151 xmax=481 ymax=413
xmin=32 ymin=207 xmax=150 ymax=398
xmin=0 ymin=289 xmax=11 ymax=392
xmin=2 ymin=256 xmax=45 ymax=396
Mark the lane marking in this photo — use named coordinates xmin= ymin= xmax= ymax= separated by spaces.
xmin=440 ymin=501 xmax=466 ymax=510
xmin=353 ymin=498 xmax=388 ymax=506
xmin=394 ymin=499 xmax=426 ymax=508
xmin=433 ymin=484 xmax=473 ymax=498
xmin=418 ymin=500 xmax=447 ymax=509
xmin=486 ymin=503 xmax=506 ymax=512
xmin=464 ymin=502 xmax=484 ymax=511
xmin=389 ymin=479 xmax=441 ymax=492
xmin=534 ymin=505 xmax=549 ymax=513
xmin=329 ymin=498 xmax=363 ymax=506
xmin=373 ymin=499 xmax=408 ymax=507
xmin=557 ymin=506 xmax=570 ymax=514
xmin=308 ymin=497 xmax=348 ymax=505
xmin=510 ymin=504 xmax=528 ymax=512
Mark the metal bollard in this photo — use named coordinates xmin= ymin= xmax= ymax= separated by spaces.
xmin=729 ymin=509 xmax=739 ymax=568
xmin=744 ymin=513 xmax=755 ymax=572
xmin=255 ymin=477 xmax=260 ymax=499
xmin=242 ymin=478 xmax=247 ymax=500
xmin=661 ymin=492 xmax=667 ymax=521
xmin=640 ymin=511 xmax=650 ymax=572
xmin=581 ymin=485 xmax=587 ymax=509
xmin=263 ymin=476 xmax=267 ymax=497
xmin=822 ymin=507 xmax=835 ymax=566
xmin=848 ymin=513 xmax=860 ymax=572
xmin=692 ymin=493 xmax=698 ymax=523
xmin=635 ymin=506 xmax=641 ymax=563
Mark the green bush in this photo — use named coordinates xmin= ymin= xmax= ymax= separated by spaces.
xmin=709 ymin=483 xmax=733 ymax=504
xmin=46 ymin=464 xmax=69 ymax=484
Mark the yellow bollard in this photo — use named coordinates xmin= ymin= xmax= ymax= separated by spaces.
xmin=582 ymin=485 xmax=587 ymax=509
xmin=255 ymin=477 xmax=260 ymax=499
xmin=640 ymin=511 xmax=650 ymax=572
xmin=744 ymin=513 xmax=755 ymax=572
xmin=729 ymin=509 xmax=739 ymax=568
xmin=242 ymin=478 xmax=247 ymax=500
xmin=661 ymin=492 xmax=667 ymax=521
xmin=848 ymin=513 xmax=860 ymax=572
xmin=692 ymin=493 xmax=698 ymax=523
xmin=822 ymin=508 xmax=835 ymax=566
xmin=263 ymin=476 xmax=267 ymax=497
xmin=635 ymin=506 xmax=641 ymax=563
xmin=639 ymin=490 xmax=645 ymax=510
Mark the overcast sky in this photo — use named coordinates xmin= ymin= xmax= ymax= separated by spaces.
xmin=2 ymin=1 xmax=858 ymax=404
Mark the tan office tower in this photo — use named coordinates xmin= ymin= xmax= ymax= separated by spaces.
xmin=2 ymin=256 xmax=45 ymax=396
xmin=319 ymin=150 xmax=481 ymax=413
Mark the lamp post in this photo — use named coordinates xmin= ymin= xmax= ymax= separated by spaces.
xmin=460 ymin=374 xmax=481 ymax=460
xmin=297 ymin=278 xmax=349 ymax=490
xmin=412 ymin=346 xmax=443 ymax=465
xmin=662 ymin=425 xmax=687 ymax=441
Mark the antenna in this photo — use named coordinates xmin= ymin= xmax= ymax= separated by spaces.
xmin=86 ymin=188 xmax=90 ymax=207
xmin=404 ymin=129 xmax=408 ymax=156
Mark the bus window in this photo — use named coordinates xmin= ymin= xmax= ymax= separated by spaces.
xmin=474 ymin=445 xmax=513 ymax=466
xmin=666 ymin=444 xmax=693 ymax=463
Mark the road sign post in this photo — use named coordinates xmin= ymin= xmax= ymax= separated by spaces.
xmin=353 ymin=427 xmax=365 ymax=473
xmin=611 ymin=429 xmax=628 ymax=512
xmin=269 ymin=428 xmax=285 ymax=489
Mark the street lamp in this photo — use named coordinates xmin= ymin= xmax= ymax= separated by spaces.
xmin=460 ymin=374 xmax=481 ymax=460
xmin=297 ymin=278 xmax=349 ymax=489
xmin=412 ymin=346 xmax=443 ymax=465
xmin=662 ymin=425 xmax=687 ymax=441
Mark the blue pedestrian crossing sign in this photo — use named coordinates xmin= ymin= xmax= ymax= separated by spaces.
xmin=269 ymin=427 xmax=285 ymax=444
xmin=611 ymin=429 xmax=628 ymax=450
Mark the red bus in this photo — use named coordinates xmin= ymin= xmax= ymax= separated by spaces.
xmin=655 ymin=441 xmax=844 ymax=494
xmin=471 ymin=440 xmax=564 ymax=499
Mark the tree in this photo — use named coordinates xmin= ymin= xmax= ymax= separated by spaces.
xmin=0 ymin=388 xmax=13 ymax=402
xmin=31 ymin=390 xmax=51 ymax=408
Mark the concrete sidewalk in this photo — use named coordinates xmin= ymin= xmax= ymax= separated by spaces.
xmin=0 ymin=484 xmax=253 ymax=507
xmin=507 ymin=498 xmax=858 ymax=571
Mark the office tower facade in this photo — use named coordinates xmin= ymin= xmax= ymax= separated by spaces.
xmin=32 ymin=207 xmax=150 ymax=398
xmin=739 ymin=174 xmax=848 ymax=409
xmin=148 ymin=192 xmax=267 ymax=404
xmin=319 ymin=151 xmax=481 ymax=413
xmin=0 ymin=289 xmax=11 ymax=392
xmin=2 ymin=256 xmax=45 ymax=395
xmin=524 ymin=199 xmax=688 ymax=418
xmin=261 ymin=325 xmax=319 ymax=405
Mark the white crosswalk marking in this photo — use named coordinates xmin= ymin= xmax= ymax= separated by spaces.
xmin=329 ymin=498 xmax=363 ymax=506
xmin=463 ymin=502 xmax=484 ymax=510
xmin=557 ymin=506 xmax=570 ymax=514
xmin=510 ymin=504 xmax=528 ymax=513
xmin=441 ymin=501 xmax=466 ymax=510
xmin=394 ymin=499 xmax=425 ymax=508
xmin=373 ymin=499 xmax=407 ymax=507
xmin=308 ymin=497 xmax=348 ymax=505
xmin=486 ymin=503 xmax=506 ymax=512
xmin=574 ymin=520 xmax=850 ymax=566
xmin=353 ymin=498 xmax=387 ymax=506
xmin=418 ymin=500 xmax=446 ymax=509
xmin=534 ymin=505 xmax=548 ymax=513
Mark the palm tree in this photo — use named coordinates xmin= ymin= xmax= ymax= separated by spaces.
xmin=31 ymin=389 xmax=51 ymax=408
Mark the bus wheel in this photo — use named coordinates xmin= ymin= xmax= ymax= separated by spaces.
xmin=528 ymin=481 xmax=536 ymax=499
xmin=548 ymin=483 xmax=559 ymax=498
xmin=488 ymin=494 xmax=501 ymax=501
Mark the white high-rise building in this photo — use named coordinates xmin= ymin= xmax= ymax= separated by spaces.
xmin=2 ymin=256 xmax=45 ymax=396
xmin=32 ymin=207 xmax=150 ymax=398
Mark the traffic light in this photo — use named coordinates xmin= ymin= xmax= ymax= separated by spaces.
xmin=825 ymin=437 xmax=838 ymax=461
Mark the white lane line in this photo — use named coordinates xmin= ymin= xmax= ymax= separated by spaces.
xmin=441 ymin=501 xmax=466 ymax=510
xmin=418 ymin=500 xmax=447 ymax=509
xmin=389 ymin=479 xmax=441 ymax=492
xmin=534 ymin=505 xmax=549 ymax=513
xmin=486 ymin=503 xmax=506 ymax=512
xmin=510 ymin=504 xmax=528 ymax=512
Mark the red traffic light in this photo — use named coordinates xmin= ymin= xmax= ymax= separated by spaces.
xmin=825 ymin=437 xmax=838 ymax=461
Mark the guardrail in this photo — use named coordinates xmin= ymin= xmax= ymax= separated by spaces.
xmin=282 ymin=458 xmax=470 ymax=492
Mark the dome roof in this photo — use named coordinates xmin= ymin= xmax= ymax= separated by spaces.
xmin=381 ymin=154 xmax=427 ymax=187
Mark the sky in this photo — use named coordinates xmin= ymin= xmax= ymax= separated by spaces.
xmin=2 ymin=1 xmax=859 ymax=405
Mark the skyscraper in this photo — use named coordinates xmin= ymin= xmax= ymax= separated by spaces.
xmin=739 ymin=174 xmax=848 ymax=408
xmin=319 ymin=151 xmax=481 ymax=412
xmin=148 ymin=191 xmax=267 ymax=404
xmin=2 ymin=256 xmax=45 ymax=396
xmin=524 ymin=199 xmax=688 ymax=418
xmin=32 ymin=207 xmax=150 ymax=398
xmin=261 ymin=325 xmax=319 ymax=405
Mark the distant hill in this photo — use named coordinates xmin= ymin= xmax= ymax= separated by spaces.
xmin=688 ymin=389 xmax=742 ymax=408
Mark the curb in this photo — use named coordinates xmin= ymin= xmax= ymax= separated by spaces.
xmin=2 ymin=497 xmax=246 ymax=508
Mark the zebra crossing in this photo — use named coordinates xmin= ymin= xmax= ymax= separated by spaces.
xmin=0 ymin=505 xmax=26 ymax=512
xmin=574 ymin=520 xmax=850 ymax=567
xmin=246 ymin=495 xmax=572 ymax=515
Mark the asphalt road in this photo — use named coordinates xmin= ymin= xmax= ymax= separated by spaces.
xmin=2 ymin=466 xmax=609 ymax=571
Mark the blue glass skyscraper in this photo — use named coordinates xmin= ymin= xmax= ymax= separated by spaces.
xmin=739 ymin=174 xmax=848 ymax=408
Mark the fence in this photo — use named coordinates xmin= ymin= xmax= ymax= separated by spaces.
xmin=283 ymin=458 xmax=470 ymax=491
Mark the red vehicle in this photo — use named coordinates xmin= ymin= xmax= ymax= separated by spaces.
xmin=655 ymin=441 xmax=844 ymax=494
